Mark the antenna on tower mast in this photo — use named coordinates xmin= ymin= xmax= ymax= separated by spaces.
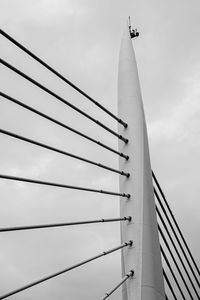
xmin=128 ymin=16 xmax=139 ymax=39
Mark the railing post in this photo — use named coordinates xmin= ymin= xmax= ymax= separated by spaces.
xmin=118 ymin=21 xmax=165 ymax=300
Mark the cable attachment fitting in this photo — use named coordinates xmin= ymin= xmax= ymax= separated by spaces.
xmin=128 ymin=240 xmax=133 ymax=246
xmin=126 ymin=270 xmax=134 ymax=278
xmin=125 ymin=240 xmax=133 ymax=247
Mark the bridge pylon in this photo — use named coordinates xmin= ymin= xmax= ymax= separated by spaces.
xmin=118 ymin=21 xmax=165 ymax=300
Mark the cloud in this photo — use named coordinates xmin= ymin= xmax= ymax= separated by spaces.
xmin=0 ymin=153 xmax=54 ymax=192
xmin=0 ymin=0 xmax=85 ymax=26
xmin=0 ymin=0 xmax=200 ymax=299
xmin=91 ymin=173 xmax=116 ymax=189
xmin=148 ymin=65 xmax=200 ymax=143
xmin=1 ymin=153 xmax=53 ymax=177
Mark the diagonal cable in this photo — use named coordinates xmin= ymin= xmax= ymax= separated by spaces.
xmin=0 ymin=59 xmax=128 ymax=143
xmin=0 ymin=174 xmax=131 ymax=198
xmin=160 ymin=245 xmax=186 ymax=300
xmin=0 ymin=217 xmax=132 ymax=232
xmin=0 ymin=28 xmax=128 ymax=128
xmin=0 ymin=92 xmax=129 ymax=160
xmin=0 ymin=129 xmax=130 ymax=178
xmin=0 ymin=241 xmax=133 ymax=300
xmin=158 ymin=224 xmax=195 ymax=300
xmin=152 ymin=170 xmax=200 ymax=277
xmin=163 ymin=268 xmax=178 ymax=300
xmin=156 ymin=205 xmax=199 ymax=299
xmin=102 ymin=270 xmax=134 ymax=299
xmin=154 ymin=185 xmax=199 ymax=287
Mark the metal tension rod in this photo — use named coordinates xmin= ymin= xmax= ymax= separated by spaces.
xmin=0 ymin=92 xmax=129 ymax=160
xmin=0 ymin=29 xmax=128 ymax=128
xmin=152 ymin=170 xmax=200 ymax=277
xmin=102 ymin=270 xmax=134 ymax=300
xmin=163 ymin=269 xmax=178 ymax=300
xmin=156 ymin=206 xmax=199 ymax=299
xmin=0 ymin=59 xmax=128 ymax=144
xmin=155 ymin=187 xmax=200 ymax=289
xmin=158 ymin=224 xmax=195 ymax=300
xmin=0 ymin=217 xmax=132 ymax=232
xmin=160 ymin=245 xmax=186 ymax=300
xmin=0 ymin=241 xmax=133 ymax=300
xmin=0 ymin=129 xmax=130 ymax=178
xmin=0 ymin=175 xmax=131 ymax=199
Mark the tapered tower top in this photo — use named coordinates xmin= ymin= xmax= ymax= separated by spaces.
xmin=118 ymin=20 xmax=165 ymax=300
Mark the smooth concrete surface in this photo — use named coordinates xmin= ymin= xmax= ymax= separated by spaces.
xmin=118 ymin=22 xmax=165 ymax=300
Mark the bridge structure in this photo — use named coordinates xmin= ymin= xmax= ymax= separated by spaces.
xmin=0 ymin=21 xmax=199 ymax=300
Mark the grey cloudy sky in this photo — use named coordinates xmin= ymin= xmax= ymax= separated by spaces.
xmin=0 ymin=0 xmax=199 ymax=299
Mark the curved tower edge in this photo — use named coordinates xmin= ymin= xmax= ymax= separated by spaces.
xmin=118 ymin=21 xmax=165 ymax=300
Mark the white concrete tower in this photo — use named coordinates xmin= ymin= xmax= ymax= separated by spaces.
xmin=118 ymin=22 xmax=165 ymax=300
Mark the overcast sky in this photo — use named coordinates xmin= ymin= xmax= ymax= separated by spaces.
xmin=0 ymin=0 xmax=199 ymax=299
